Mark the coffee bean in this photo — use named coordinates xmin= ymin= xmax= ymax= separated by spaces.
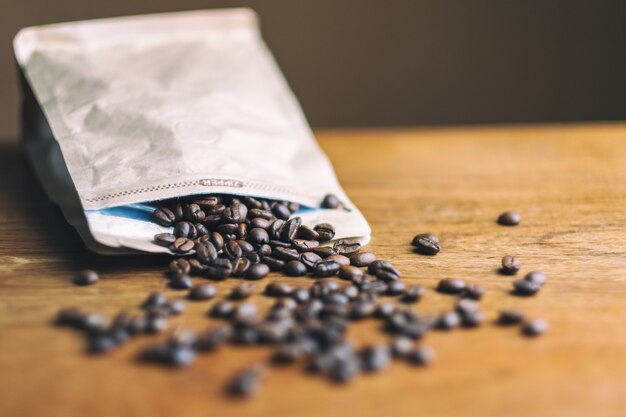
xmin=501 ymin=255 xmax=521 ymax=275
xmin=167 ymin=299 xmax=186 ymax=315
xmin=209 ymin=232 xmax=224 ymax=251
xmin=194 ymin=325 xmax=233 ymax=351
xmin=338 ymin=265 xmax=364 ymax=281
xmin=216 ymin=223 xmax=238 ymax=235
xmin=153 ymin=207 xmax=175 ymax=226
xmin=280 ymin=217 xmax=302 ymax=242
xmin=256 ymin=244 xmax=272 ymax=257
xmin=455 ymin=298 xmax=479 ymax=317
xmin=313 ymin=246 xmax=337 ymax=258
xmin=174 ymin=221 xmax=196 ymax=239
xmin=210 ymin=301 xmax=235 ymax=319
xmin=194 ymin=197 xmax=220 ymax=211
xmin=88 ymin=334 xmax=118 ymax=354
xmin=245 ymin=263 xmax=270 ymax=280
xmin=292 ymin=239 xmax=320 ymax=252
xmin=248 ymin=228 xmax=270 ymax=244
xmin=350 ymin=252 xmax=376 ymax=267
xmin=261 ymin=256 xmax=286 ymax=271
xmin=272 ymin=247 xmax=300 ymax=262
xmin=268 ymin=219 xmax=285 ymax=240
xmin=224 ymin=240 xmax=243 ymax=259
xmin=461 ymin=311 xmax=485 ymax=328
xmin=390 ymin=336 xmax=414 ymax=357
xmin=376 ymin=303 xmax=397 ymax=319
xmin=250 ymin=218 xmax=272 ymax=229
xmin=461 ymin=284 xmax=485 ymax=300
xmin=312 ymin=259 xmax=341 ymax=277
xmin=172 ymin=237 xmax=194 ymax=253
xmin=223 ymin=202 xmax=248 ymax=223
xmin=512 ymin=279 xmax=540 ymax=296
xmin=188 ymin=284 xmax=217 ymax=300
xmin=145 ymin=316 xmax=168 ymax=333
xmin=154 ymin=233 xmax=176 ymax=247
xmin=169 ymin=274 xmax=193 ymax=290
xmin=298 ymin=225 xmax=319 ymax=241
xmin=73 ymin=269 xmax=98 ymax=286
xmin=329 ymin=356 xmax=361 ymax=383
xmin=436 ymin=278 xmax=466 ymax=294
xmin=291 ymin=287 xmax=311 ymax=304
xmin=342 ymin=285 xmax=360 ymax=300
xmin=233 ymin=303 xmax=259 ymax=325
xmin=300 ymin=252 xmax=322 ymax=271
xmin=313 ymin=223 xmax=336 ymax=242
xmin=227 ymin=367 xmax=264 ymax=397
xmin=333 ymin=240 xmax=361 ymax=256
xmin=367 ymin=260 xmax=401 ymax=281
xmin=406 ymin=346 xmax=435 ymax=366
xmin=327 ymin=254 xmax=350 ymax=266
xmin=231 ymin=257 xmax=252 ymax=277
xmin=524 ymin=271 xmax=547 ymax=286
xmin=360 ymin=346 xmax=391 ymax=372
xmin=359 ymin=280 xmax=388 ymax=295
xmin=188 ymin=259 xmax=208 ymax=275
xmin=195 ymin=241 xmax=218 ymax=263
xmin=521 ymin=319 xmax=548 ymax=337
xmin=56 ymin=307 xmax=85 ymax=327
xmin=321 ymin=194 xmax=341 ymax=209
xmin=411 ymin=233 xmax=440 ymax=255
xmin=235 ymin=223 xmax=247 ymax=240
xmin=350 ymin=300 xmax=378 ymax=319
xmin=235 ymin=240 xmax=255 ymax=253
xmin=497 ymin=310 xmax=525 ymax=325
xmin=271 ymin=203 xmax=291 ymax=220
xmin=206 ymin=258 xmax=233 ymax=280
xmin=185 ymin=203 xmax=205 ymax=222
xmin=168 ymin=259 xmax=191 ymax=276
xmin=284 ymin=260 xmax=307 ymax=276
xmin=400 ymin=285 xmax=424 ymax=303
xmin=142 ymin=292 xmax=168 ymax=308
xmin=265 ymin=282 xmax=292 ymax=297
xmin=497 ymin=211 xmax=521 ymax=226
xmin=385 ymin=280 xmax=406 ymax=296
xmin=434 ymin=311 xmax=461 ymax=330
xmin=269 ymin=239 xmax=291 ymax=249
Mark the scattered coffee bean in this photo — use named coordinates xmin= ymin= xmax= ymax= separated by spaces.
xmin=321 ymin=194 xmax=341 ymax=209
xmin=206 ymin=258 xmax=233 ymax=280
xmin=400 ymin=285 xmax=425 ymax=303
xmin=512 ymin=279 xmax=540 ymax=296
xmin=386 ymin=280 xmax=406 ymax=296
xmin=298 ymin=225 xmax=319 ymax=241
xmin=334 ymin=240 xmax=361 ymax=257
xmin=154 ymin=232 xmax=176 ymax=247
xmin=350 ymin=252 xmax=376 ymax=267
xmin=497 ymin=310 xmax=525 ymax=325
xmin=497 ymin=211 xmax=521 ymax=226
xmin=210 ymin=301 xmax=235 ymax=319
xmin=461 ymin=284 xmax=485 ymax=300
xmin=406 ymin=346 xmax=435 ymax=366
xmin=313 ymin=223 xmax=336 ymax=242
xmin=436 ymin=278 xmax=466 ymax=294
xmin=524 ymin=271 xmax=547 ymax=286
xmin=169 ymin=274 xmax=193 ymax=290
xmin=227 ymin=367 xmax=264 ymax=397
xmin=284 ymin=260 xmax=307 ymax=276
xmin=521 ymin=319 xmax=548 ymax=337
xmin=73 ymin=269 xmax=99 ymax=286
xmin=411 ymin=233 xmax=440 ymax=255
xmin=265 ymin=282 xmax=292 ymax=297
xmin=312 ymin=260 xmax=341 ymax=278
xmin=390 ymin=336 xmax=414 ymax=357
xmin=153 ymin=207 xmax=175 ymax=226
xmin=338 ymin=265 xmax=363 ymax=281
xmin=434 ymin=311 xmax=461 ymax=330
xmin=168 ymin=259 xmax=191 ymax=276
xmin=500 ymin=255 xmax=521 ymax=275
xmin=229 ymin=284 xmax=256 ymax=300
xmin=360 ymin=346 xmax=391 ymax=372
xmin=245 ymin=263 xmax=270 ymax=280
xmin=327 ymin=254 xmax=350 ymax=266
xmin=188 ymin=284 xmax=217 ymax=301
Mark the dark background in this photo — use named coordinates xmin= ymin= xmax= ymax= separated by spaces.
xmin=1 ymin=0 xmax=625 ymax=140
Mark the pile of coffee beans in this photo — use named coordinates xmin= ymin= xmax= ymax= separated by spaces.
xmin=55 ymin=198 xmax=548 ymax=398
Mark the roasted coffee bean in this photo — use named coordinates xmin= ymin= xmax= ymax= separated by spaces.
xmin=189 ymin=259 xmax=207 ymax=275
xmin=310 ymin=280 xmax=340 ymax=297
xmin=297 ymin=224 xmax=319 ymax=241
xmin=143 ymin=292 xmax=168 ymax=309
xmin=350 ymin=300 xmax=377 ymax=319
xmin=386 ymin=280 xmax=406 ymax=296
xmin=250 ymin=217 xmax=272 ymax=229
xmin=291 ymin=287 xmax=311 ymax=304
xmin=284 ymin=260 xmax=307 ymax=276
xmin=501 ymin=255 xmax=521 ymax=275
xmin=313 ymin=223 xmax=336 ymax=242
xmin=174 ymin=221 xmax=196 ymax=239
xmin=185 ymin=203 xmax=205 ymax=222
xmin=340 ymin=285 xmax=358 ymax=300
xmin=350 ymin=252 xmax=376 ymax=267
xmin=455 ymin=298 xmax=479 ymax=317
xmin=245 ymin=263 xmax=270 ymax=280
xmin=327 ymin=254 xmax=350 ymax=266
xmin=406 ymin=346 xmax=435 ymax=366
xmin=73 ymin=269 xmax=99 ymax=286
xmin=223 ymin=240 xmax=243 ymax=259
xmin=248 ymin=228 xmax=270 ymax=244
xmin=288 ymin=202 xmax=300 ymax=213
xmin=168 ymin=259 xmax=191 ymax=276
xmin=461 ymin=311 xmax=485 ymax=328
xmin=312 ymin=259 xmax=341 ymax=277
xmin=292 ymin=239 xmax=320 ymax=252
xmin=169 ymin=274 xmax=193 ymax=290
xmin=209 ymin=232 xmax=224 ymax=251
xmin=376 ymin=303 xmax=397 ymax=319
xmin=333 ymin=240 xmax=361 ymax=257
xmin=210 ymin=301 xmax=236 ymax=319
xmin=268 ymin=219 xmax=285 ymax=240
xmin=87 ymin=334 xmax=118 ymax=354
xmin=194 ymin=197 xmax=220 ymax=211
xmin=324 ymin=292 xmax=350 ymax=306
xmin=321 ymin=194 xmax=341 ymax=209
xmin=280 ymin=217 xmax=302 ymax=242
xmin=329 ymin=356 xmax=360 ymax=383
xmin=223 ymin=202 xmax=248 ymax=224
xmin=140 ymin=343 xmax=196 ymax=367
xmin=172 ymin=237 xmax=194 ymax=253
xmin=521 ymin=319 xmax=548 ymax=337
xmin=269 ymin=239 xmax=291 ymax=249
xmin=338 ymin=265 xmax=363 ymax=281
xmin=231 ymin=257 xmax=252 ymax=277
xmin=167 ymin=299 xmax=187 ymax=315
xmin=170 ymin=203 xmax=184 ymax=221
xmin=227 ymin=367 xmax=264 ymax=397
xmin=235 ymin=239 xmax=255 ymax=253
xmin=462 ymin=284 xmax=485 ymax=300
xmin=361 ymin=346 xmax=391 ymax=372
xmin=236 ymin=223 xmax=248 ymax=240
xmin=216 ymin=223 xmax=238 ymax=235
xmin=261 ymin=256 xmax=285 ymax=271
xmin=411 ymin=233 xmax=441 ymax=255
xmin=128 ymin=316 xmax=148 ymax=334
xmin=194 ymin=326 xmax=233 ymax=351
xmin=513 ymin=279 xmax=541 ymax=296
xmin=300 ymin=252 xmax=322 ymax=270
xmin=401 ymin=285 xmax=425 ymax=303
xmin=265 ymin=282 xmax=292 ymax=297
xmin=145 ymin=316 xmax=168 ymax=333
xmin=436 ymin=278 xmax=467 ymax=294
xmin=271 ymin=203 xmax=291 ymax=220
xmin=313 ymin=246 xmax=337 ymax=258
xmin=194 ymin=222 xmax=209 ymax=237
xmin=56 ymin=307 xmax=85 ymax=327
xmin=524 ymin=271 xmax=547 ymax=286
xmin=248 ymin=208 xmax=272 ymax=219
xmin=206 ymin=258 xmax=233 ymax=280
xmin=188 ymin=284 xmax=217 ymax=301
xmin=271 ymin=344 xmax=308 ymax=365
xmin=154 ymin=232 xmax=176 ymax=247
xmin=367 ymin=260 xmax=401 ymax=281
xmin=434 ymin=311 xmax=461 ymax=330
xmin=390 ymin=336 xmax=414 ymax=357
xmin=272 ymin=247 xmax=300 ymax=261
xmin=195 ymin=241 xmax=217 ymax=263
xmin=497 ymin=309 xmax=525 ymax=325
xmin=256 ymin=244 xmax=272 ymax=257
xmin=203 ymin=214 xmax=222 ymax=228
xmin=497 ymin=211 xmax=521 ymax=226
xmin=229 ymin=284 xmax=255 ymax=300
xmin=233 ymin=303 xmax=259 ymax=325
xmin=360 ymin=280 xmax=388 ymax=295
xmin=153 ymin=207 xmax=175 ymax=226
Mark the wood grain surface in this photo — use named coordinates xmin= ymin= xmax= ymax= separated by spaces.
xmin=0 ymin=123 xmax=625 ymax=417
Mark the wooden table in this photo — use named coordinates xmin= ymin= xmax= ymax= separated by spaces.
xmin=1 ymin=123 xmax=625 ymax=417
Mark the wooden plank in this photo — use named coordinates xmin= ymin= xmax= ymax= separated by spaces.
xmin=0 ymin=123 xmax=625 ymax=417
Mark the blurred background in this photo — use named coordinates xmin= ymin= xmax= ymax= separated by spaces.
xmin=1 ymin=0 xmax=624 ymax=141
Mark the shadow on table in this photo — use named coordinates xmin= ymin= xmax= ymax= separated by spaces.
xmin=0 ymin=140 xmax=170 ymax=274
